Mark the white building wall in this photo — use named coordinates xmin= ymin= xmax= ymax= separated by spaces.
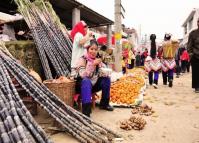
xmin=182 ymin=8 xmax=199 ymax=46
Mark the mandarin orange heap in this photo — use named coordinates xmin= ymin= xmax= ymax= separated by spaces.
xmin=110 ymin=75 xmax=145 ymax=105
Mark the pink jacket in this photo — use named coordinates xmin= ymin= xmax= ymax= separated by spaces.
xmin=75 ymin=54 xmax=106 ymax=85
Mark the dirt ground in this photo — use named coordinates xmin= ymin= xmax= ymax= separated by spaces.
xmin=36 ymin=72 xmax=199 ymax=143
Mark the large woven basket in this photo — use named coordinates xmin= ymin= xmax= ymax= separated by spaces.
xmin=43 ymin=80 xmax=75 ymax=107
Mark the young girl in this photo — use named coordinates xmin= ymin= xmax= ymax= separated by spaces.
xmin=75 ymin=40 xmax=114 ymax=117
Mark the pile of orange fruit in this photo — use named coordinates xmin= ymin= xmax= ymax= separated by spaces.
xmin=110 ymin=75 xmax=145 ymax=105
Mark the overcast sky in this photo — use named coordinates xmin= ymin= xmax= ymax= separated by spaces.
xmin=77 ymin=0 xmax=199 ymax=41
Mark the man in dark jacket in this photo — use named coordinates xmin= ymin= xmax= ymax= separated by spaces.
xmin=187 ymin=18 xmax=199 ymax=93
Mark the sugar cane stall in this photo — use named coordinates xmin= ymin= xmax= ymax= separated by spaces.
xmin=0 ymin=0 xmax=123 ymax=142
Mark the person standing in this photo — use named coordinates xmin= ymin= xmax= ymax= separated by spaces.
xmin=161 ymin=33 xmax=179 ymax=87
xmin=187 ymin=18 xmax=199 ymax=93
xmin=127 ymin=48 xmax=135 ymax=69
xmin=135 ymin=52 xmax=141 ymax=67
xmin=121 ymin=56 xmax=127 ymax=74
xmin=70 ymin=21 xmax=92 ymax=68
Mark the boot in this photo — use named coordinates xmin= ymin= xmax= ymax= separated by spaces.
xmin=82 ymin=103 xmax=91 ymax=117
xmin=168 ymin=79 xmax=173 ymax=87
xmin=163 ymin=82 xmax=167 ymax=85
xmin=99 ymin=98 xmax=114 ymax=111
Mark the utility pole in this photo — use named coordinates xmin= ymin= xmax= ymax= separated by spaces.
xmin=114 ymin=0 xmax=123 ymax=72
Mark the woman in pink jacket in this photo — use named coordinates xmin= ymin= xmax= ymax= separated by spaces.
xmin=74 ymin=40 xmax=114 ymax=117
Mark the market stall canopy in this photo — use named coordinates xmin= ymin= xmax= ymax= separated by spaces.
xmin=49 ymin=0 xmax=114 ymax=28
xmin=0 ymin=0 xmax=114 ymax=29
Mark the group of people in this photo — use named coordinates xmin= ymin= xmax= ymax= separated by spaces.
xmin=175 ymin=47 xmax=190 ymax=78
xmin=143 ymin=17 xmax=199 ymax=93
xmin=144 ymin=33 xmax=178 ymax=88
xmin=69 ymin=18 xmax=199 ymax=116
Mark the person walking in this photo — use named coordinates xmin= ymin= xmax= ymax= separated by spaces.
xmin=161 ymin=33 xmax=179 ymax=87
xmin=144 ymin=34 xmax=161 ymax=88
xmin=187 ymin=18 xmax=199 ymax=93
xmin=180 ymin=48 xmax=190 ymax=73
xmin=175 ymin=47 xmax=181 ymax=78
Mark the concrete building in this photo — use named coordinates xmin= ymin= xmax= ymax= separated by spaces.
xmin=123 ymin=27 xmax=139 ymax=49
xmin=182 ymin=8 xmax=199 ymax=47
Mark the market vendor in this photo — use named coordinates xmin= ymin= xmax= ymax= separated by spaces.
xmin=74 ymin=39 xmax=114 ymax=117
xmin=70 ymin=21 xmax=93 ymax=68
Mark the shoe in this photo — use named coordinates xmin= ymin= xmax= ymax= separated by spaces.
xmin=176 ymin=75 xmax=179 ymax=78
xmin=99 ymin=98 xmax=114 ymax=111
xmin=169 ymin=80 xmax=173 ymax=87
xmin=195 ymin=88 xmax=199 ymax=93
xmin=163 ymin=82 xmax=167 ymax=85
xmin=100 ymin=105 xmax=114 ymax=111
xmin=152 ymin=83 xmax=158 ymax=89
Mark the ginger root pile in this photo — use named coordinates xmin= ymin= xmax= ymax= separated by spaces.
xmin=120 ymin=116 xmax=146 ymax=130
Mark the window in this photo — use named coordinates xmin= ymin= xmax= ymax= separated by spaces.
xmin=189 ymin=17 xmax=193 ymax=31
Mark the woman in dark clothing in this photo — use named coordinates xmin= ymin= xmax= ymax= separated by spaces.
xmin=135 ymin=52 xmax=141 ymax=67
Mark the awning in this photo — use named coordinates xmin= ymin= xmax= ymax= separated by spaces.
xmin=49 ymin=0 xmax=114 ymax=29
xmin=0 ymin=0 xmax=114 ymax=29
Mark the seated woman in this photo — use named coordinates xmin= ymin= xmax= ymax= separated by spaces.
xmin=75 ymin=39 xmax=114 ymax=117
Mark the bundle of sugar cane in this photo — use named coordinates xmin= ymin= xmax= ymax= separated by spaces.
xmin=14 ymin=0 xmax=72 ymax=79
xmin=0 ymin=47 xmax=122 ymax=142
xmin=0 ymin=59 xmax=52 ymax=143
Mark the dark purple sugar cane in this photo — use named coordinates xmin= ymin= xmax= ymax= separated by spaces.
xmin=0 ymin=116 xmax=12 ymax=143
xmin=0 ymin=56 xmax=52 ymax=142
xmin=0 ymin=53 xmax=109 ymax=142
xmin=2 ymin=52 xmax=118 ymax=140
xmin=0 ymin=60 xmax=52 ymax=143
xmin=0 ymin=69 xmax=50 ymax=142
xmin=1 ymin=58 xmax=96 ymax=142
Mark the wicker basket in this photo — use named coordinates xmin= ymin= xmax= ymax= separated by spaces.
xmin=43 ymin=80 xmax=75 ymax=107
